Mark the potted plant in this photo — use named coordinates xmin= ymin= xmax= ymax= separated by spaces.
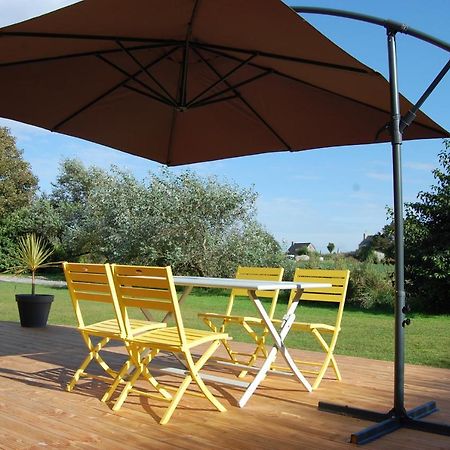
xmin=14 ymin=233 xmax=58 ymax=327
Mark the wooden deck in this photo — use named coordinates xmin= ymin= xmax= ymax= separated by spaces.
xmin=1 ymin=321 xmax=449 ymax=449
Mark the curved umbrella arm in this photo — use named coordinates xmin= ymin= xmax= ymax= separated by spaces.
xmin=291 ymin=6 xmax=450 ymax=52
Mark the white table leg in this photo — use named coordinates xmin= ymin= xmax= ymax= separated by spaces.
xmin=238 ymin=289 xmax=311 ymax=407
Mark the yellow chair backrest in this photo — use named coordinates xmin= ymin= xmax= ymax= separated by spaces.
xmin=111 ymin=264 xmax=184 ymax=341
xmin=289 ymin=268 xmax=350 ymax=326
xmin=63 ymin=262 xmax=123 ymax=330
xmin=226 ymin=266 xmax=284 ymax=318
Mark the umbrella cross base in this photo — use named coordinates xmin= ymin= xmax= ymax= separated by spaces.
xmin=318 ymin=400 xmax=450 ymax=445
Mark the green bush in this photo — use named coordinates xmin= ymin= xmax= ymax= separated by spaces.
xmin=347 ymin=262 xmax=395 ymax=310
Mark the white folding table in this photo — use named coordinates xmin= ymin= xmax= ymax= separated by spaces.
xmin=170 ymin=275 xmax=331 ymax=407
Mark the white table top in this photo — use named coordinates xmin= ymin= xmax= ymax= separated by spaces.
xmin=173 ymin=275 xmax=330 ymax=291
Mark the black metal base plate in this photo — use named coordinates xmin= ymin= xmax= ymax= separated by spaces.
xmin=318 ymin=401 xmax=450 ymax=445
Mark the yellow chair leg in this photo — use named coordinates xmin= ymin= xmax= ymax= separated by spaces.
xmin=160 ymin=374 xmax=192 ymax=425
xmin=311 ymin=328 xmax=341 ymax=390
xmin=160 ymin=342 xmax=225 ymax=425
xmin=140 ymin=355 xmax=172 ymax=401
xmin=101 ymin=359 xmax=131 ymax=402
xmin=186 ymin=342 xmax=226 ymax=412
xmin=112 ymin=364 xmax=143 ymax=411
xmin=67 ymin=335 xmax=112 ymax=392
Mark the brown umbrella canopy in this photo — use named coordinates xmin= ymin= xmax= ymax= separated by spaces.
xmin=0 ymin=0 xmax=447 ymax=165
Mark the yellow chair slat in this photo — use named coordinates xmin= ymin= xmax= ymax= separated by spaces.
xmin=297 ymin=292 xmax=342 ymax=302
xmin=198 ymin=312 xmax=267 ymax=324
xmin=65 ymin=262 xmax=106 ymax=271
xmin=67 ymin=272 xmax=110 ymax=284
xmin=133 ymin=327 xmax=229 ymax=350
xmin=71 ymin=282 xmax=112 ymax=293
xmin=114 ymin=265 xmax=169 ymax=277
xmin=119 ymin=285 xmax=172 ymax=300
xmin=232 ymin=288 xmax=278 ymax=298
xmin=115 ymin=275 xmax=170 ymax=290
xmin=72 ymin=291 xmax=116 ymax=303
xmin=299 ymin=285 xmax=346 ymax=294
xmin=120 ymin=297 xmax=173 ymax=311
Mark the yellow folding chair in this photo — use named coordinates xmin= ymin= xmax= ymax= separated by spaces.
xmin=102 ymin=264 xmax=230 ymax=425
xmin=63 ymin=262 xmax=166 ymax=392
xmin=272 ymin=268 xmax=350 ymax=390
xmin=198 ymin=266 xmax=284 ymax=377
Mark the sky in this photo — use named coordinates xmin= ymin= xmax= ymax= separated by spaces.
xmin=0 ymin=0 xmax=448 ymax=253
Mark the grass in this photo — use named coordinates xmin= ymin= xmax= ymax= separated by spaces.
xmin=1 ymin=281 xmax=449 ymax=369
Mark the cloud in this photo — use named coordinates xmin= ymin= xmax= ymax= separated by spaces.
xmin=367 ymin=171 xmax=392 ymax=181
xmin=404 ymin=161 xmax=434 ymax=171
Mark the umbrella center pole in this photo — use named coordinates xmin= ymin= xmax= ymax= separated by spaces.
xmin=288 ymin=8 xmax=450 ymax=445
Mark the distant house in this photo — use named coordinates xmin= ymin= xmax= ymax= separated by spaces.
xmin=358 ymin=234 xmax=385 ymax=262
xmin=287 ymin=242 xmax=316 ymax=256
xmin=358 ymin=234 xmax=375 ymax=250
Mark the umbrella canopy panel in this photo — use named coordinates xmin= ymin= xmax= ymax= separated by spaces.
xmin=0 ymin=0 xmax=447 ymax=165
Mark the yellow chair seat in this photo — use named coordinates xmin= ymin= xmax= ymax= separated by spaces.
xmin=198 ymin=312 xmax=267 ymax=325
xmin=132 ymin=327 xmax=230 ymax=350
xmin=271 ymin=319 xmax=336 ymax=332
xmin=80 ymin=318 xmax=166 ymax=337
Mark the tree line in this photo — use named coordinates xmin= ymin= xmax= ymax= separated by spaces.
xmin=0 ymin=127 xmax=284 ymax=278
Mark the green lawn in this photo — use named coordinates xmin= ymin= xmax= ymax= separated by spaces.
xmin=1 ymin=281 xmax=449 ymax=368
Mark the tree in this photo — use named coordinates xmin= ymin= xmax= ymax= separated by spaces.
xmin=0 ymin=127 xmax=38 ymax=216
xmin=327 ymin=242 xmax=335 ymax=254
xmin=49 ymin=159 xmax=109 ymax=260
xmin=402 ymin=141 xmax=450 ymax=313
xmin=48 ymin=161 xmax=284 ymax=276
xmin=0 ymin=127 xmax=40 ymax=270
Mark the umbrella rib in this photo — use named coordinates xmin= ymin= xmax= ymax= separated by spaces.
xmin=116 ymin=40 xmax=177 ymax=105
xmin=123 ymin=85 xmax=174 ymax=107
xmin=199 ymin=45 xmax=401 ymax=136
xmin=0 ymin=30 xmax=368 ymax=74
xmin=0 ymin=30 xmax=184 ymax=45
xmin=178 ymin=0 xmax=200 ymax=109
xmin=96 ymin=53 xmax=175 ymax=106
xmin=0 ymin=42 xmax=177 ymax=69
xmin=186 ymin=54 xmax=257 ymax=107
xmin=195 ymin=42 xmax=370 ymax=75
xmin=166 ymin=0 xmax=200 ymax=163
xmin=52 ymin=46 xmax=179 ymax=131
xmin=192 ymin=47 xmax=291 ymax=150
xmin=190 ymin=71 xmax=272 ymax=109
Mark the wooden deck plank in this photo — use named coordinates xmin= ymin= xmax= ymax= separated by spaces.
xmin=0 ymin=321 xmax=449 ymax=449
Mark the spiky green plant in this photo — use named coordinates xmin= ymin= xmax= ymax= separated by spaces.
xmin=15 ymin=233 xmax=56 ymax=295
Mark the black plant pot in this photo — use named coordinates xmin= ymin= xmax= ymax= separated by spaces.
xmin=16 ymin=294 xmax=54 ymax=327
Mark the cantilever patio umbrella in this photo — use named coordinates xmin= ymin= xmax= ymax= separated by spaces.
xmin=0 ymin=0 xmax=448 ymax=444
xmin=0 ymin=0 xmax=446 ymax=164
